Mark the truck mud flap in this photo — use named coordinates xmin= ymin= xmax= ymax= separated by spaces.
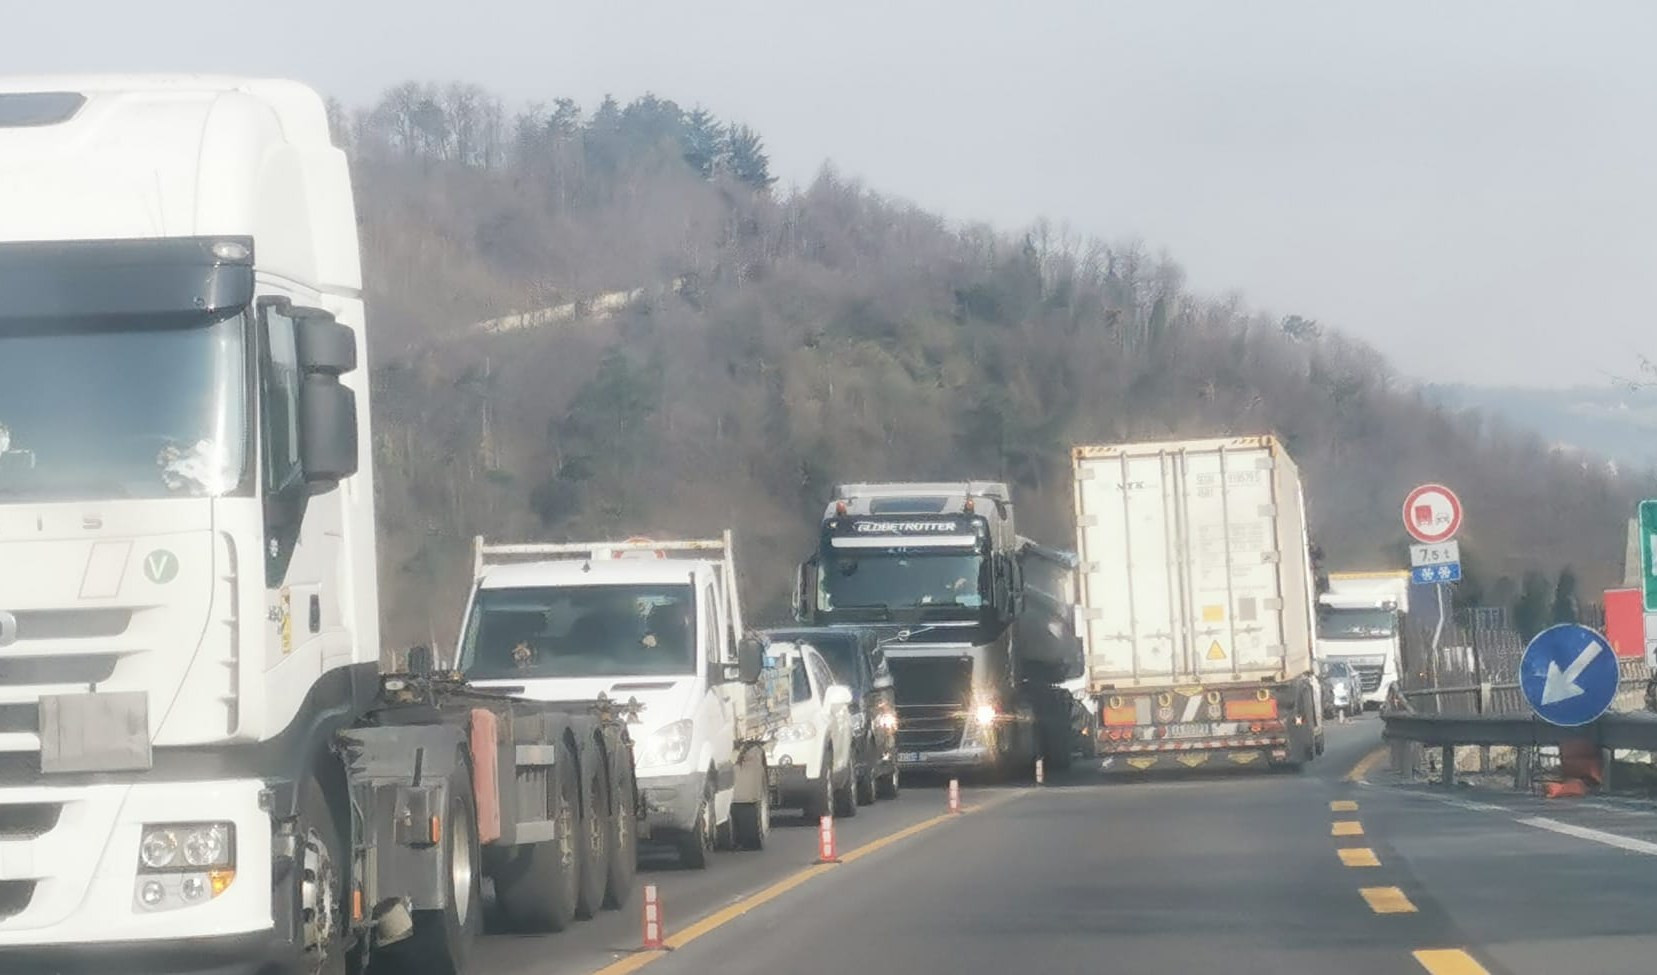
xmin=338 ymin=724 xmax=471 ymax=914
xmin=1098 ymin=746 xmax=1288 ymax=773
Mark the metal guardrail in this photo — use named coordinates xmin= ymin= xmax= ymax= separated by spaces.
xmin=1383 ymin=659 xmax=1656 ymax=751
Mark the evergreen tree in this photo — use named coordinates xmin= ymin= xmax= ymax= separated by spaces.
xmin=724 ymin=124 xmax=775 ymax=189
xmin=1513 ymin=570 xmax=1551 ymax=643
xmin=1551 ymin=566 xmax=1580 ymax=625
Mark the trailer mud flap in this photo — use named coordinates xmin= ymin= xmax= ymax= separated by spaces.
xmin=470 ymin=709 xmax=501 ymax=844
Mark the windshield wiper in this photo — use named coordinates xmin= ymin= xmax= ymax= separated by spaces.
xmin=830 ymin=604 xmax=892 ymax=621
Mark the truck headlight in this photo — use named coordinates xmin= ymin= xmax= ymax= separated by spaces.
xmin=974 ymin=704 xmax=998 ymax=727
xmin=874 ymin=711 xmax=898 ymax=731
xmin=134 ymin=822 xmax=236 ymax=912
xmin=139 ymin=823 xmax=234 ymax=871
xmin=637 ymin=720 xmax=694 ymax=768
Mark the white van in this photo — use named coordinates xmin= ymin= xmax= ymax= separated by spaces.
xmin=459 ymin=533 xmax=789 ymax=867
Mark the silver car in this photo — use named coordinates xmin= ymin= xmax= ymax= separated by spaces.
xmin=1319 ymin=660 xmax=1361 ymax=720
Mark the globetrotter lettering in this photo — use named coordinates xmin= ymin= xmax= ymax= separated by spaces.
xmin=853 ymin=520 xmax=957 ymax=534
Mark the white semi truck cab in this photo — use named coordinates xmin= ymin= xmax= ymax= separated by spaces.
xmin=0 ymin=76 xmax=380 ymax=969
xmin=1315 ymin=571 xmax=1411 ymax=709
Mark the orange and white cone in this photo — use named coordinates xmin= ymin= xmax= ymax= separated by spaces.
xmin=641 ymin=883 xmax=664 ymax=949
xmin=815 ymin=814 xmax=840 ymax=863
xmin=947 ymin=778 xmax=961 ymax=814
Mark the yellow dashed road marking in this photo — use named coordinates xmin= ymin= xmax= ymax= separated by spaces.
xmin=1331 ymin=800 xmax=1358 ymax=811
xmin=1332 ymin=820 xmax=1364 ymax=836
xmin=1338 ymin=847 xmax=1380 ymax=867
xmin=1360 ymin=886 xmax=1418 ymax=914
xmin=1346 ymin=746 xmax=1387 ymax=782
xmin=1413 ymin=948 xmax=1491 ymax=974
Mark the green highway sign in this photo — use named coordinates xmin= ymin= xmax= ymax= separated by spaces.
xmin=1641 ymin=500 xmax=1657 ymax=612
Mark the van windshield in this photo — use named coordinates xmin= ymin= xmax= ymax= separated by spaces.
xmin=460 ymin=583 xmax=697 ymax=679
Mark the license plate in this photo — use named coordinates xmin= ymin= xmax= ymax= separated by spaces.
xmin=899 ymin=751 xmax=923 ymax=763
xmin=1163 ymin=723 xmax=1213 ymax=738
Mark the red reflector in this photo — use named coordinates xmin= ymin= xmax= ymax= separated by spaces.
xmin=1224 ymin=699 xmax=1278 ymax=721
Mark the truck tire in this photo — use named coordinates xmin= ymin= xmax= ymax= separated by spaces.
xmin=875 ymin=765 xmax=900 ymax=800
xmin=855 ymin=769 xmax=877 ymax=806
xmin=374 ymin=764 xmax=484 ymax=975
xmin=493 ymin=757 xmax=579 ymax=932
xmin=602 ymin=747 xmax=637 ymax=909
xmin=575 ymin=741 xmax=611 ymax=920
xmin=676 ymin=775 xmax=715 ymax=869
xmin=730 ymin=790 xmax=769 ymax=851
xmin=291 ymin=771 xmax=348 ymax=975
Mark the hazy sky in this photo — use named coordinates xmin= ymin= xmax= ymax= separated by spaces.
xmin=4 ymin=2 xmax=1653 ymax=388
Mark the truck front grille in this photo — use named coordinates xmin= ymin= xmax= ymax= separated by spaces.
xmin=0 ymin=880 xmax=35 ymax=920
xmin=896 ymin=705 xmax=964 ymax=751
xmin=1352 ymin=664 xmax=1383 ymax=692
xmin=0 ymin=801 xmax=60 ymax=839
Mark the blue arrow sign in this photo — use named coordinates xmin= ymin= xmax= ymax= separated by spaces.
xmin=1519 ymin=623 xmax=1619 ymax=727
xmin=1410 ymin=562 xmax=1461 ymax=585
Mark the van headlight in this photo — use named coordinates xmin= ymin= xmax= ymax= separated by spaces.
xmin=773 ymin=722 xmax=818 ymax=743
xmin=637 ymin=720 xmax=695 ymax=768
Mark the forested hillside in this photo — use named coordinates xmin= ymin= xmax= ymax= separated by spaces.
xmin=334 ymin=83 xmax=1651 ymax=652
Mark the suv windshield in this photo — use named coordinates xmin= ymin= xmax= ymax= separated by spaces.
xmin=819 ymin=551 xmax=986 ymax=618
xmin=1317 ymin=607 xmax=1398 ymax=640
xmin=460 ymin=583 xmax=697 ymax=679
xmin=0 ymin=313 xmax=247 ymax=501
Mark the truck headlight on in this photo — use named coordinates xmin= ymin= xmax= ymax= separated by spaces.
xmin=874 ymin=711 xmax=898 ymax=731
xmin=973 ymin=704 xmax=998 ymax=727
xmin=637 ymin=719 xmax=694 ymax=769
xmin=134 ymin=822 xmax=235 ymax=912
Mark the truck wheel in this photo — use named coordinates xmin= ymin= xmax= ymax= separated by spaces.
xmin=493 ymin=758 xmax=579 ymax=932
xmin=292 ymin=772 xmax=348 ymax=975
xmin=730 ymin=790 xmax=769 ymax=851
xmin=377 ymin=765 xmax=484 ymax=975
xmin=602 ymin=750 xmax=637 ymax=909
xmin=855 ymin=769 xmax=877 ymax=806
xmin=574 ymin=750 xmax=611 ymax=920
xmin=832 ymin=762 xmax=858 ymax=818
xmin=676 ymin=776 xmax=715 ymax=870
xmin=875 ymin=765 xmax=900 ymax=800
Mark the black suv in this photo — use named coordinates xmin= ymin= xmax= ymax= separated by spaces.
xmin=764 ymin=626 xmax=900 ymax=802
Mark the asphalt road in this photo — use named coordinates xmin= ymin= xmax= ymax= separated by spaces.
xmin=476 ymin=717 xmax=1657 ymax=975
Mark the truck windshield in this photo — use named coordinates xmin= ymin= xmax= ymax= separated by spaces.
xmin=819 ymin=551 xmax=986 ymax=619
xmin=460 ymin=583 xmax=698 ymax=679
xmin=1317 ymin=607 xmax=1397 ymax=639
xmin=0 ymin=313 xmax=247 ymax=501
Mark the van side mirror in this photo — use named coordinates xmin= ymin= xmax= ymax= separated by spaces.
xmin=823 ymin=685 xmax=853 ymax=709
xmin=736 ymin=636 xmax=764 ymax=684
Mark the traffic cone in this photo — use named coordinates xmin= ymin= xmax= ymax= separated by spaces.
xmin=947 ymin=778 xmax=961 ymax=814
xmin=815 ymin=815 xmax=840 ymax=863
xmin=641 ymin=883 xmax=664 ymax=949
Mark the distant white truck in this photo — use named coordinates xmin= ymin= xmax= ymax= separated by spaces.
xmin=459 ymin=533 xmax=790 ymax=868
xmin=1316 ymin=571 xmax=1410 ymax=710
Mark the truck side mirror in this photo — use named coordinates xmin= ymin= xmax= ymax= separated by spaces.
xmin=406 ymin=645 xmax=434 ymax=676
xmin=793 ymin=559 xmax=816 ymax=622
xmin=299 ymin=376 xmax=359 ymax=484
xmin=736 ymin=636 xmax=764 ymax=684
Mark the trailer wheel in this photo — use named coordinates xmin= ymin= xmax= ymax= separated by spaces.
xmin=602 ymin=749 xmax=637 ymax=909
xmin=493 ymin=756 xmax=579 ymax=932
xmin=374 ymin=763 xmax=483 ymax=975
xmin=803 ymin=749 xmax=832 ymax=820
xmin=832 ymin=760 xmax=858 ymax=818
xmin=574 ymin=745 xmax=611 ymax=920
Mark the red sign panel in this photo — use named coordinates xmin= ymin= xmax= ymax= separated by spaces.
xmin=1605 ymin=587 xmax=1645 ymax=659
